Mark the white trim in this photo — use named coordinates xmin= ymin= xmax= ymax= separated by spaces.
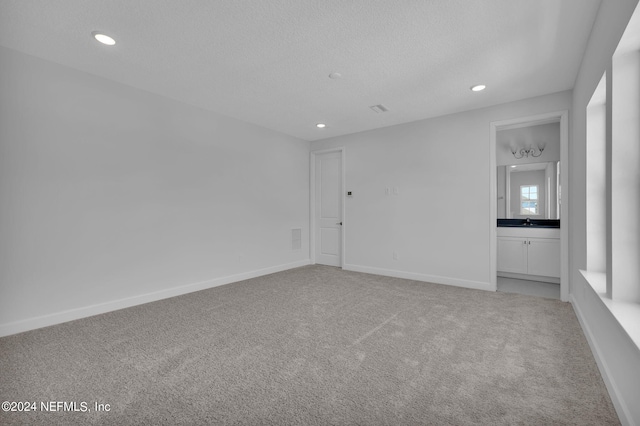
xmin=497 ymin=117 xmax=561 ymax=131
xmin=310 ymin=147 xmax=346 ymax=267
xmin=0 ymin=259 xmax=311 ymax=338
xmin=490 ymin=110 xmax=569 ymax=301
xmin=342 ymin=148 xmax=346 ymax=268
xmin=343 ymin=263 xmax=493 ymax=292
xmin=490 ymin=121 xmax=498 ymax=291
xmin=570 ymin=295 xmax=632 ymax=426
xmin=560 ymin=110 xmax=569 ymax=302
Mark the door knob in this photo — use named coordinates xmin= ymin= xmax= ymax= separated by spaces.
xmin=336 ymin=222 xmax=342 ymax=225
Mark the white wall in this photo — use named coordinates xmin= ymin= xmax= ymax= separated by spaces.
xmin=496 ymin=122 xmax=560 ymax=166
xmin=0 ymin=46 xmax=310 ymax=335
xmin=569 ymin=0 xmax=640 ymax=424
xmin=310 ymin=91 xmax=570 ymax=290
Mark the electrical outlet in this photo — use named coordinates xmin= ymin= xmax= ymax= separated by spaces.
xmin=393 ymin=187 xmax=399 ymax=195
xmin=393 ymin=251 xmax=398 ymax=260
xmin=385 ymin=187 xmax=390 ymax=195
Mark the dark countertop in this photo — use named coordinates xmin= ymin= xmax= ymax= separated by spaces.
xmin=497 ymin=219 xmax=560 ymax=228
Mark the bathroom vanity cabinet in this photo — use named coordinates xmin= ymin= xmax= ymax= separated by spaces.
xmin=497 ymin=227 xmax=560 ymax=281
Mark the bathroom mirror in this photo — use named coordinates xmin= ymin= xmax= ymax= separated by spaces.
xmin=497 ymin=161 xmax=560 ymax=219
xmin=496 ymin=121 xmax=561 ymax=220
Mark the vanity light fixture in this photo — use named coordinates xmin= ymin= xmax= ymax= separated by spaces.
xmin=92 ymin=31 xmax=116 ymax=46
xmin=316 ymin=123 xmax=326 ymax=128
xmin=470 ymin=84 xmax=486 ymax=92
xmin=511 ymin=143 xmax=545 ymax=159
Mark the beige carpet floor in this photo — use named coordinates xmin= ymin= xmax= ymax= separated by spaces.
xmin=0 ymin=265 xmax=618 ymax=425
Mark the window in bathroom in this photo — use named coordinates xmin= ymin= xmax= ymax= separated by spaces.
xmin=520 ymin=185 xmax=539 ymax=215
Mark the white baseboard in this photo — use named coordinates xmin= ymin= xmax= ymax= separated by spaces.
xmin=0 ymin=259 xmax=311 ymax=338
xmin=570 ymin=294 xmax=632 ymax=426
xmin=342 ymin=263 xmax=494 ymax=292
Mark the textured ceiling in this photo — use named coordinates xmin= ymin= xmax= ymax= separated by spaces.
xmin=0 ymin=0 xmax=601 ymax=141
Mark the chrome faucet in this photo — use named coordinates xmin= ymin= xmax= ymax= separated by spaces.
xmin=525 ymin=217 xmax=531 ymax=226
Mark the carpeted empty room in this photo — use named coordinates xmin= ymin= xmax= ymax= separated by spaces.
xmin=0 ymin=266 xmax=618 ymax=425
xmin=6 ymin=0 xmax=640 ymax=424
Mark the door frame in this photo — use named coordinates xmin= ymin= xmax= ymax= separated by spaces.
xmin=310 ymin=147 xmax=346 ymax=267
xmin=490 ymin=110 xmax=569 ymax=301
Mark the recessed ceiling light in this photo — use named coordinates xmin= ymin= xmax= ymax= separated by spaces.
xmin=471 ymin=84 xmax=486 ymax=92
xmin=316 ymin=123 xmax=326 ymax=128
xmin=510 ymin=165 xmax=517 ymax=168
xmin=329 ymin=72 xmax=342 ymax=79
xmin=92 ymin=31 xmax=116 ymax=46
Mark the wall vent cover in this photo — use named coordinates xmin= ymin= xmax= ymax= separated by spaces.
xmin=369 ymin=104 xmax=389 ymax=113
xmin=291 ymin=229 xmax=302 ymax=250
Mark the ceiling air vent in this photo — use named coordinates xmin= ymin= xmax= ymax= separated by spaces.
xmin=369 ymin=104 xmax=389 ymax=113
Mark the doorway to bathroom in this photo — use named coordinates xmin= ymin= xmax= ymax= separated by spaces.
xmin=490 ymin=111 xmax=569 ymax=301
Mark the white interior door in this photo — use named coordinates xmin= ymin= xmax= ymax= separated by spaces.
xmin=315 ymin=151 xmax=342 ymax=266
